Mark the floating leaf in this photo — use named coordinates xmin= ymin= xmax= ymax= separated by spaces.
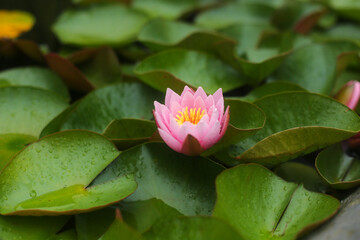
xmin=195 ymin=2 xmax=274 ymax=30
xmin=316 ymin=143 xmax=360 ymax=189
xmin=0 ymin=87 xmax=69 ymax=137
xmin=99 ymin=209 xmax=143 ymax=240
xmin=58 ymin=82 xmax=161 ymax=133
xmin=327 ymin=0 xmax=360 ymax=22
xmin=119 ymin=198 xmax=182 ymax=233
xmin=143 ymin=217 xmax=243 ymax=240
xmin=272 ymin=42 xmax=359 ymax=95
xmin=103 ymin=119 xmax=157 ymax=150
xmin=0 ymin=130 xmax=137 ymax=215
xmin=213 ymin=164 xmax=340 ymax=240
xmin=0 ymin=66 xmax=70 ymax=101
xmin=0 ymin=10 xmax=35 ymax=39
xmin=0 ymin=215 xmax=69 ymax=240
xmin=274 ymin=162 xmax=330 ymax=193
xmin=133 ymin=0 xmax=217 ymax=20
xmin=53 ymin=3 xmax=149 ymax=46
xmin=91 ymin=142 xmax=225 ymax=215
xmin=134 ymin=49 xmax=246 ymax=93
xmin=227 ymin=92 xmax=360 ymax=166
xmin=49 ymin=229 xmax=77 ymax=240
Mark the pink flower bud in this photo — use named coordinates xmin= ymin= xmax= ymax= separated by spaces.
xmin=335 ymin=80 xmax=360 ymax=110
xmin=153 ymin=86 xmax=230 ymax=156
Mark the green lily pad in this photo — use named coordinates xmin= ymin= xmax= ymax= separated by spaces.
xmin=0 ymin=66 xmax=70 ymax=101
xmin=99 ymin=209 xmax=143 ymax=240
xmin=272 ymin=42 xmax=359 ymax=95
xmin=53 ymin=3 xmax=149 ymax=46
xmin=76 ymin=208 xmax=117 ymax=240
xmin=0 ymin=215 xmax=69 ymax=240
xmin=138 ymin=19 xmax=236 ymax=53
xmin=0 ymin=87 xmax=69 ymax=137
xmin=103 ymin=119 xmax=157 ymax=150
xmin=132 ymin=0 xmax=217 ymax=20
xmin=54 ymin=82 xmax=161 ymax=133
xmin=312 ymin=24 xmax=360 ymax=45
xmin=201 ymin=99 xmax=265 ymax=156
xmin=91 ymin=142 xmax=225 ymax=215
xmin=143 ymin=217 xmax=243 ymax=240
xmin=239 ymin=81 xmax=306 ymax=102
xmin=227 ymin=92 xmax=360 ymax=166
xmin=134 ymin=49 xmax=245 ymax=93
xmin=118 ymin=198 xmax=182 ymax=233
xmin=0 ymin=130 xmax=137 ymax=215
xmin=49 ymin=229 xmax=77 ymax=240
xmin=316 ymin=143 xmax=360 ymax=189
xmin=274 ymin=162 xmax=330 ymax=193
xmin=195 ymin=2 xmax=274 ymax=30
xmin=213 ymin=164 xmax=340 ymax=240
xmin=0 ymin=134 xmax=36 ymax=171
xmin=327 ymin=0 xmax=360 ymax=22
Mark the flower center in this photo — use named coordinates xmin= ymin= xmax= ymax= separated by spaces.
xmin=175 ymin=107 xmax=206 ymax=125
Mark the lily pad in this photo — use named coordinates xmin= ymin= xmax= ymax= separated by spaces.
xmin=316 ymin=143 xmax=360 ymax=189
xmin=143 ymin=217 xmax=243 ymax=240
xmin=0 ymin=66 xmax=70 ymax=101
xmin=0 ymin=134 xmax=36 ymax=171
xmin=0 ymin=87 xmax=69 ymax=137
xmin=103 ymin=119 xmax=157 ymax=150
xmin=272 ymin=42 xmax=359 ymax=95
xmin=58 ymin=82 xmax=161 ymax=133
xmin=134 ymin=49 xmax=246 ymax=93
xmin=0 ymin=215 xmax=69 ymax=240
xmin=213 ymin=164 xmax=340 ymax=240
xmin=195 ymin=2 xmax=274 ymax=30
xmin=53 ymin=3 xmax=149 ymax=46
xmin=118 ymin=198 xmax=182 ymax=233
xmin=99 ymin=209 xmax=143 ymax=240
xmin=327 ymin=0 xmax=360 ymax=22
xmin=0 ymin=130 xmax=137 ymax=215
xmin=91 ymin=142 xmax=225 ymax=216
xmin=132 ymin=0 xmax=217 ymax=20
xmin=227 ymin=92 xmax=360 ymax=166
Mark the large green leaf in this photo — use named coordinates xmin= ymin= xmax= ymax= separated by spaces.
xmin=91 ymin=142 xmax=225 ymax=215
xmin=0 ymin=215 xmax=69 ymax=240
xmin=132 ymin=0 xmax=217 ymax=20
xmin=316 ymin=143 xmax=360 ymax=189
xmin=226 ymin=92 xmax=360 ymax=166
xmin=312 ymin=24 xmax=360 ymax=45
xmin=134 ymin=49 xmax=245 ymax=93
xmin=272 ymin=42 xmax=359 ymax=95
xmin=213 ymin=164 xmax=340 ymax=240
xmin=0 ymin=87 xmax=69 ymax=137
xmin=53 ymin=3 xmax=149 ymax=46
xmin=0 ymin=66 xmax=70 ymax=101
xmin=99 ymin=209 xmax=143 ymax=240
xmin=0 ymin=130 xmax=137 ymax=215
xmin=202 ymin=99 xmax=265 ymax=156
xmin=195 ymin=2 xmax=274 ymax=29
xmin=118 ymin=198 xmax=182 ymax=233
xmin=0 ymin=134 xmax=36 ymax=171
xmin=103 ymin=119 xmax=157 ymax=150
xmin=143 ymin=217 xmax=244 ymax=240
xmin=327 ymin=0 xmax=360 ymax=22
xmin=57 ymin=82 xmax=161 ymax=133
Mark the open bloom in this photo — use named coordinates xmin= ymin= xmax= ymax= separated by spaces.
xmin=153 ymin=86 xmax=230 ymax=156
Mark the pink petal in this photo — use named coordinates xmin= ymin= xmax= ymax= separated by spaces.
xmin=181 ymin=86 xmax=195 ymax=97
xmin=170 ymin=101 xmax=182 ymax=116
xmin=205 ymin=95 xmax=215 ymax=111
xmin=347 ymin=81 xmax=360 ymax=110
xmin=207 ymin=108 xmax=219 ymax=130
xmin=160 ymin=105 xmax=171 ymax=127
xmin=202 ymin=121 xmax=221 ymax=149
xmin=177 ymin=121 xmax=197 ymax=142
xmin=154 ymin=111 xmax=170 ymax=132
xmin=194 ymin=96 xmax=206 ymax=111
xmin=181 ymin=91 xmax=195 ymax=108
xmin=158 ymin=128 xmax=182 ymax=152
xmin=215 ymin=96 xmax=224 ymax=117
xmin=195 ymin=120 xmax=208 ymax=142
xmin=169 ymin=117 xmax=182 ymax=142
xmin=212 ymin=88 xmax=223 ymax=104
xmin=199 ymin=114 xmax=210 ymax=124
xmin=194 ymin=87 xmax=207 ymax=101
xmin=165 ymin=88 xmax=175 ymax=108
xmin=220 ymin=106 xmax=230 ymax=137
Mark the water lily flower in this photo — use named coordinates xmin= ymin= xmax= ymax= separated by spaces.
xmin=335 ymin=80 xmax=360 ymax=149
xmin=153 ymin=86 xmax=230 ymax=156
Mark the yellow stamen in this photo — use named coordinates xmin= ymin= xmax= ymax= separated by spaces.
xmin=175 ymin=107 xmax=206 ymax=125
